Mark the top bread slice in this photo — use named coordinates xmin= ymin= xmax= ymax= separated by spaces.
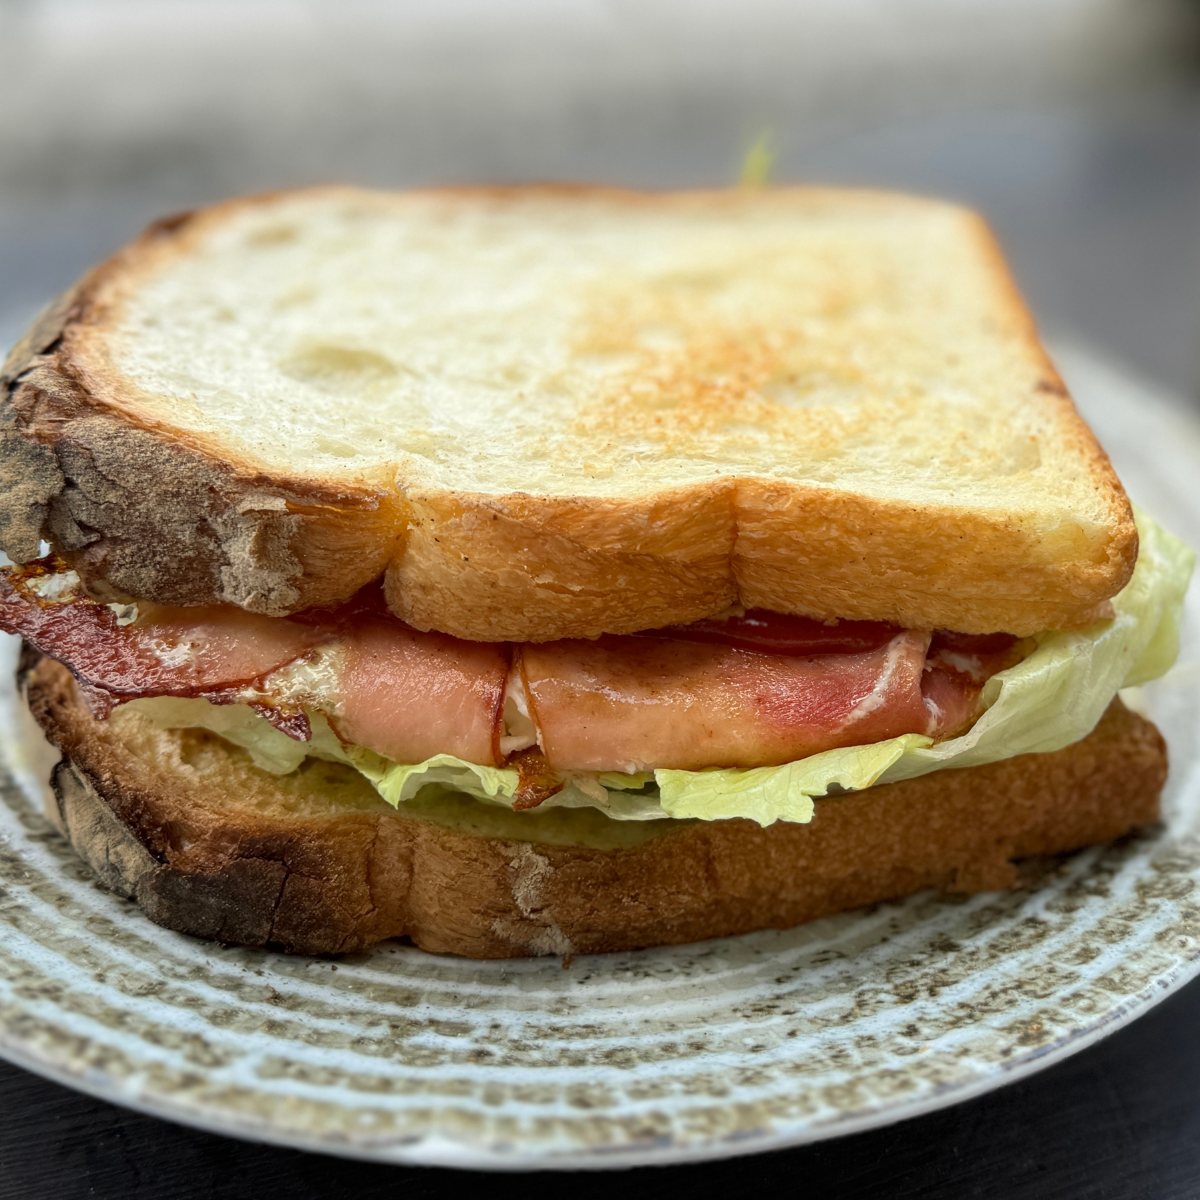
xmin=0 ymin=185 xmax=1135 ymax=640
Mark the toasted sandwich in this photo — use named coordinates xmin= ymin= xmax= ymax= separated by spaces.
xmin=0 ymin=186 xmax=1190 ymax=957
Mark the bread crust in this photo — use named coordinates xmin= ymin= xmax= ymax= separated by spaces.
xmin=0 ymin=186 xmax=1135 ymax=638
xmin=23 ymin=655 xmax=1165 ymax=958
xmin=0 ymin=250 xmax=402 ymax=613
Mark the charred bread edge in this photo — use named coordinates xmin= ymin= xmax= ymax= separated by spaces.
xmin=22 ymin=653 xmax=1166 ymax=959
xmin=0 ymin=275 xmax=402 ymax=615
xmin=0 ymin=186 xmax=1136 ymax=638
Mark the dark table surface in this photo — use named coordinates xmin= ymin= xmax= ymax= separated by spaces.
xmin=0 ymin=76 xmax=1198 ymax=1200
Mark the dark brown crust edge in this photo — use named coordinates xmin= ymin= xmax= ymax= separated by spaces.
xmin=24 ymin=655 xmax=1166 ymax=959
xmin=0 ymin=267 xmax=402 ymax=614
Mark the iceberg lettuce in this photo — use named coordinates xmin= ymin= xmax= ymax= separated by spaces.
xmin=875 ymin=508 xmax=1191 ymax=781
xmin=655 ymin=734 xmax=934 ymax=826
xmin=129 ymin=696 xmax=352 ymax=774
xmin=131 ymin=509 xmax=1191 ymax=828
xmin=346 ymin=750 xmax=671 ymax=821
xmin=347 ymin=749 xmax=519 ymax=808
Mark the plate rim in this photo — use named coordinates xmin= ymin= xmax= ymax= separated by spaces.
xmin=0 ymin=930 xmax=1195 ymax=1171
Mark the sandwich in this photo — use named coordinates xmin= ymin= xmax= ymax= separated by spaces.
xmin=0 ymin=186 xmax=1190 ymax=958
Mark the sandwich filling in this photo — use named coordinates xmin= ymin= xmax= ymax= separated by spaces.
xmin=2 ymin=510 xmax=1191 ymax=827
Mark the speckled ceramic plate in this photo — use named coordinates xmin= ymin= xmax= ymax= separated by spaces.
xmin=0 ymin=344 xmax=1198 ymax=1170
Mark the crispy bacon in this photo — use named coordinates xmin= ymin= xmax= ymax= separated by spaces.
xmin=508 ymin=746 xmax=566 ymax=810
xmin=247 ymin=702 xmax=313 ymax=741
xmin=0 ymin=564 xmax=331 ymax=697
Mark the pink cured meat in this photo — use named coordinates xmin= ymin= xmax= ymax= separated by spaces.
xmin=522 ymin=631 xmax=938 ymax=772
xmin=3 ymin=565 xmax=1000 ymax=772
xmin=921 ymin=663 xmax=984 ymax=740
xmin=331 ymin=617 xmax=508 ymax=766
xmin=0 ymin=569 xmax=330 ymax=696
xmin=1 ymin=568 xmax=510 ymax=761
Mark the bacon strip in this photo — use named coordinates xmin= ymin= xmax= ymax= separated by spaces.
xmin=508 ymin=746 xmax=566 ymax=810
xmin=641 ymin=609 xmax=902 ymax=657
xmin=521 ymin=631 xmax=937 ymax=772
xmin=0 ymin=566 xmax=510 ymax=763
xmin=330 ymin=617 xmax=508 ymax=766
xmin=2 ymin=563 xmax=1020 ymax=776
xmin=921 ymin=630 xmax=1025 ymax=740
xmin=0 ymin=567 xmax=330 ymax=696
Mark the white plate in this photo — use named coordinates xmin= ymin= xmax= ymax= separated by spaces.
xmin=0 ymin=343 xmax=1197 ymax=1171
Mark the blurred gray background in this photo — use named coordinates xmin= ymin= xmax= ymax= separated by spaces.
xmin=1 ymin=0 xmax=1199 ymax=403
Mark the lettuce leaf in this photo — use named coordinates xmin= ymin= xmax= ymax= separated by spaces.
xmin=656 ymin=734 xmax=933 ymax=825
xmin=347 ymin=751 xmax=672 ymax=821
xmin=874 ymin=508 xmax=1191 ymax=783
xmin=129 ymin=696 xmax=352 ymax=774
xmin=131 ymin=508 xmax=1192 ymax=828
xmin=348 ymin=749 xmax=520 ymax=808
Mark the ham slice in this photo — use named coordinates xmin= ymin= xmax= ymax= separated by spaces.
xmin=330 ymin=617 xmax=508 ymax=766
xmin=521 ymin=631 xmax=938 ymax=772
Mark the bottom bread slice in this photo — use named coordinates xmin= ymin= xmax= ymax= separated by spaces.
xmin=22 ymin=655 xmax=1167 ymax=959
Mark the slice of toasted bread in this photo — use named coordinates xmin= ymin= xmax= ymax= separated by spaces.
xmin=0 ymin=187 xmax=1135 ymax=638
xmin=23 ymin=655 xmax=1165 ymax=958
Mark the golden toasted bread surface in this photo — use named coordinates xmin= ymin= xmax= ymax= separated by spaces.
xmin=0 ymin=187 xmax=1134 ymax=637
